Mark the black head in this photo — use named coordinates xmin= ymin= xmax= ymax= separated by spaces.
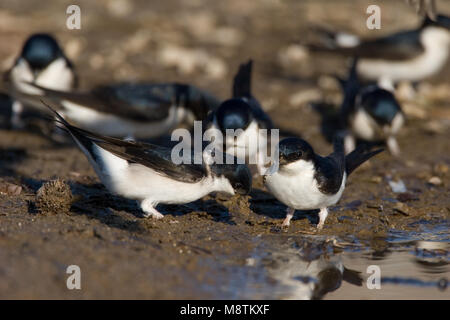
xmin=215 ymin=98 xmax=253 ymax=133
xmin=277 ymin=137 xmax=315 ymax=166
xmin=211 ymin=161 xmax=252 ymax=195
xmin=20 ymin=33 xmax=63 ymax=70
xmin=359 ymin=86 xmax=401 ymax=125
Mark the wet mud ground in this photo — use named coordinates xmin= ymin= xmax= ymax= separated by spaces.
xmin=0 ymin=0 xmax=449 ymax=299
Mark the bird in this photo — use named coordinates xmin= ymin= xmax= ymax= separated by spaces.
xmin=3 ymin=33 xmax=77 ymax=128
xmin=308 ymin=14 xmax=450 ymax=89
xmin=267 ymin=241 xmax=363 ymax=300
xmin=22 ymin=81 xmax=221 ymax=139
xmin=338 ymin=59 xmax=405 ymax=156
xmin=44 ymin=102 xmax=252 ymax=219
xmin=263 ymin=137 xmax=383 ymax=229
xmin=204 ymin=60 xmax=273 ymax=172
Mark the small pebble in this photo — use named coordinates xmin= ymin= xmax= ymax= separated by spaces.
xmin=393 ymin=202 xmax=409 ymax=216
xmin=428 ymin=176 xmax=442 ymax=186
xmin=388 ymin=179 xmax=407 ymax=193
xmin=245 ymin=258 xmax=256 ymax=266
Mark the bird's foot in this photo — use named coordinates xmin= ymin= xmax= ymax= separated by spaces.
xmin=282 ymin=207 xmax=295 ymax=227
xmin=140 ymin=199 xmax=163 ymax=219
xmin=317 ymin=207 xmax=329 ymax=230
xmin=10 ymin=101 xmax=25 ymax=129
xmin=281 ymin=217 xmax=291 ymax=227
xmin=143 ymin=211 xmax=164 ymax=219
xmin=316 ymin=221 xmax=324 ymax=230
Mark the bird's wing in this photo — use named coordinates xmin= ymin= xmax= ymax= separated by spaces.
xmin=314 ymin=155 xmax=345 ymax=195
xmin=248 ymin=98 xmax=273 ymax=129
xmin=92 ymin=83 xmax=178 ymax=118
xmin=309 ymin=29 xmax=424 ymax=60
xmin=44 ymin=100 xmax=208 ymax=183
xmin=27 ymin=82 xmax=174 ymax=122
xmin=313 ymin=138 xmax=346 ymax=195
xmin=94 ymin=139 xmax=208 ymax=184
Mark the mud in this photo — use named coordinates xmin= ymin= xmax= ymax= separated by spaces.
xmin=0 ymin=0 xmax=449 ymax=299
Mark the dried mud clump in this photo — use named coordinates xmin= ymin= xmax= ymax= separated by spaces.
xmin=35 ymin=179 xmax=74 ymax=215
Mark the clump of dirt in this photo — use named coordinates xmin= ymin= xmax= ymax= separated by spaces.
xmin=35 ymin=179 xmax=74 ymax=215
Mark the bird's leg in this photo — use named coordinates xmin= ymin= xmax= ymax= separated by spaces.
xmin=317 ymin=207 xmax=329 ymax=230
xmin=11 ymin=100 xmax=25 ymax=129
xmin=282 ymin=207 xmax=295 ymax=227
xmin=344 ymin=133 xmax=356 ymax=155
xmin=140 ymin=199 xmax=164 ymax=219
xmin=387 ymin=136 xmax=400 ymax=157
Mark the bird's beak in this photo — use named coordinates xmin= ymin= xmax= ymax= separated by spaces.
xmin=278 ymin=154 xmax=288 ymax=166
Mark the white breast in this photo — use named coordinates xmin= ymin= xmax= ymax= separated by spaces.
xmin=10 ymin=58 xmax=74 ymax=95
xmin=211 ymin=120 xmax=264 ymax=164
xmin=351 ymin=109 xmax=379 ymax=141
xmin=351 ymin=109 xmax=404 ymax=141
xmin=9 ymin=58 xmax=76 ymax=112
xmin=264 ymin=160 xmax=346 ymax=210
xmin=358 ymin=27 xmax=450 ymax=82
xmin=35 ymin=58 xmax=75 ymax=90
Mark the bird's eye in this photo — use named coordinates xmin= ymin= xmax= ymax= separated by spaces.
xmin=288 ymin=151 xmax=301 ymax=160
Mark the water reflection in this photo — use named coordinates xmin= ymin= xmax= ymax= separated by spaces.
xmin=264 ymin=240 xmax=363 ymax=299
xmin=249 ymin=236 xmax=449 ymax=299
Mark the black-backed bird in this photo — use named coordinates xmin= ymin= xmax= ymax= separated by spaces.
xmin=45 ymin=103 xmax=252 ymax=219
xmin=263 ymin=137 xmax=383 ymax=229
xmin=23 ymin=82 xmax=221 ymax=139
xmin=338 ymin=60 xmax=405 ymax=156
xmin=3 ymin=33 xmax=77 ymax=128
xmin=205 ymin=60 xmax=273 ymax=170
xmin=309 ymin=14 xmax=450 ymax=89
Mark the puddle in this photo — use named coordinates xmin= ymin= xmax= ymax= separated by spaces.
xmin=201 ymin=226 xmax=449 ymax=300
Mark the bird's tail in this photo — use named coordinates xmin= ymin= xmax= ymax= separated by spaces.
xmin=40 ymin=99 xmax=109 ymax=159
xmin=332 ymin=135 xmax=345 ymax=154
xmin=345 ymin=145 xmax=384 ymax=176
xmin=338 ymin=58 xmax=360 ymax=125
xmin=233 ymin=59 xmax=252 ymax=98
xmin=337 ymin=58 xmax=359 ymax=94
